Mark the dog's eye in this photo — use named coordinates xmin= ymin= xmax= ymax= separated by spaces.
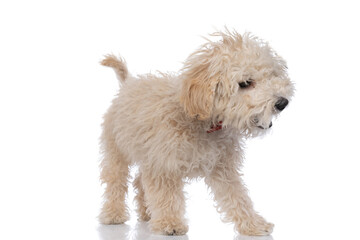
xmin=239 ymin=79 xmax=253 ymax=89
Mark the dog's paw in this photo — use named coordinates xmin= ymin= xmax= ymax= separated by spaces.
xmin=99 ymin=211 xmax=129 ymax=224
xmin=150 ymin=218 xmax=188 ymax=235
xmin=236 ymin=214 xmax=274 ymax=236
xmin=99 ymin=205 xmax=129 ymax=224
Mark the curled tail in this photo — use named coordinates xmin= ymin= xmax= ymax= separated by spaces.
xmin=101 ymin=54 xmax=128 ymax=83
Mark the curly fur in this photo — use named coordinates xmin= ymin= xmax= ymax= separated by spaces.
xmin=99 ymin=29 xmax=294 ymax=236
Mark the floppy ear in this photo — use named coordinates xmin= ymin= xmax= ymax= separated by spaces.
xmin=180 ymin=62 xmax=220 ymax=120
xmin=180 ymin=30 xmax=242 ymax=120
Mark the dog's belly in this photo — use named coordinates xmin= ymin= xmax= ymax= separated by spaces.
xmin=120 ymin=127 xmax=229 ymax=178
xmin=127 ymin=133 xmax=223 ymax=178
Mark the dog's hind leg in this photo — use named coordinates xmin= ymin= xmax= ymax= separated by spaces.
xmin=133 ymin=172 xmax=151 ymax=221
xmin=99 ymin=137 xmax=130 ymax=224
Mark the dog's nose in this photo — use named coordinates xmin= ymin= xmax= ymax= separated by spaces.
xmin=269 ymin=122 xmax=272 ymax=128
xmin=275 ymin=97 xmax=289 ymax=111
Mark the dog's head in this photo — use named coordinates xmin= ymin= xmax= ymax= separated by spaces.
xmin=180 ymin=30 xmax=294 ymax=135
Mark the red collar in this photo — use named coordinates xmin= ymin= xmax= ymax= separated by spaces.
xmin=207 ymin=121 xmax=223 ymax=133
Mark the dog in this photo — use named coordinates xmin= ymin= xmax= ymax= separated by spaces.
xmin=99 ymin=29 xmax=294 ymax=236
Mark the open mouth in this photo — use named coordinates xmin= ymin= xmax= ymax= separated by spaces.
xmin=253 ymin=118 xmax=273 ymax=129
xmin=257 ymin=121 xmax=272 ymax=129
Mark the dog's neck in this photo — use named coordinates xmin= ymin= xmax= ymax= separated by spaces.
xmin=207 ymin=121 xmax=223 ymax=133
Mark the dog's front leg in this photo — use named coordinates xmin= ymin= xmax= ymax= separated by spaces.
xmin=141 ymin=170 xmax=188 ymax=235
xmin=205 ymin=157 xmax=274 ymax=236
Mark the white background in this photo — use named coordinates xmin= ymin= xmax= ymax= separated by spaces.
xmin=1 ymin=1 xmax=359 ymax=240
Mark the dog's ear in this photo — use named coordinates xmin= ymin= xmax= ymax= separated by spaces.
xmin=180 ymin=56 xmax=221 ymax=120
xmin=180 ymin=30 xmax=242 ymax=120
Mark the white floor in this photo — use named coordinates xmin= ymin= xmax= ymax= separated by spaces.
xmin=96 ymin=221 xmax=273 ymax=240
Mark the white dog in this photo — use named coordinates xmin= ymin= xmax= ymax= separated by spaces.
xmin=99 ymin=29 xmax=294 ymax=236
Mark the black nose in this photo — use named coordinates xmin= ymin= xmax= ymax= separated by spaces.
xmin=275 ymin=97 xmax=288 ymax=111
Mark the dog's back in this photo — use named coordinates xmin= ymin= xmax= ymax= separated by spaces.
xmin=101 ymin=58 xmax=184 ymax=163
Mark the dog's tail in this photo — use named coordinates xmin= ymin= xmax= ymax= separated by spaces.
xmin=101 ymin=54 xmax=128 ymax=83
